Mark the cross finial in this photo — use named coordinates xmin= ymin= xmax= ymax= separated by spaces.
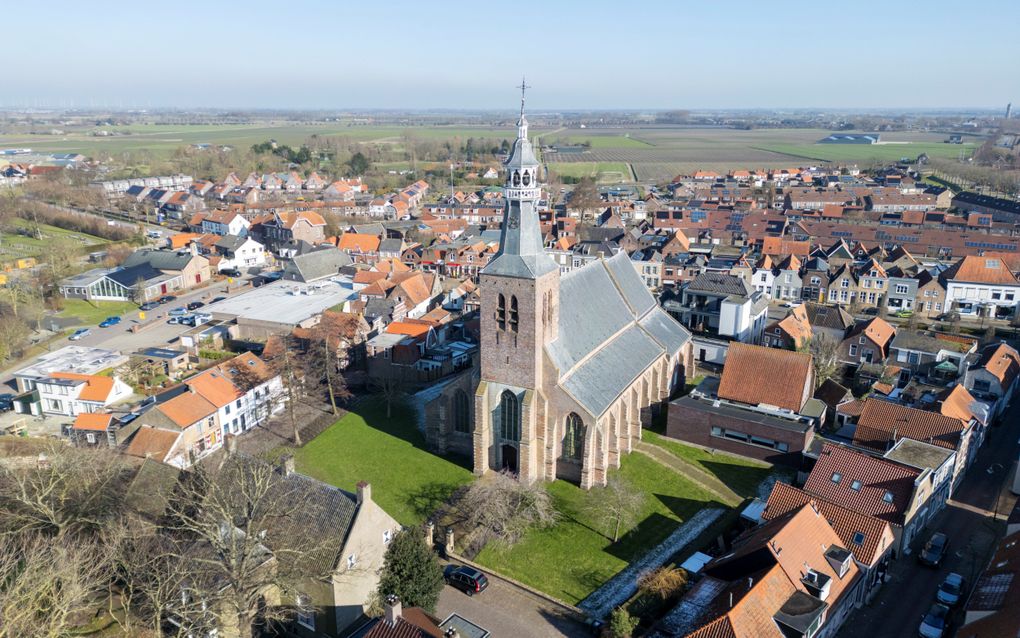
xmin=517 ymin=76 xmax=530 ymax=119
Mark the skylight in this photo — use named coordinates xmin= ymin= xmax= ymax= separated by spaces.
xmin=831 ymin=472 xmax=842 ymax=484
xmin=850 ymin=480 xmax=862 ymax=491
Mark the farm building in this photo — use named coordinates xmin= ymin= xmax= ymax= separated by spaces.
xmin=818 ymin=133 xmax=880 ymax=144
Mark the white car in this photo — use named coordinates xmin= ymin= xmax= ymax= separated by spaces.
xmin=69 ymin=328 xmax=91 ymax=341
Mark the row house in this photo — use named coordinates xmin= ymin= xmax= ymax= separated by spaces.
xmin=943 ymin=255 xmax=1020 ymax=320
xmin=839 ymin=317 xmax=895 ymax=366
xmin=252 ymin=210 xmax=327 ymax=247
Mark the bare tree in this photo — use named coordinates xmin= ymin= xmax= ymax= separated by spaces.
xmin=262 ymin=339 xmax=307 ymax=446
xmin=800 ymin=334 xmax=840 ymax=388
xmin=584 ymin=476 xmax=645 ymax=543
xmin=456 ymin=471 xmax=557 ymax=551
xmin=165 ymin=456 xmax=324 ymax=638
xmin=303 ymin=312 xmax=355 ymax=416
xmin=0 ymin=444 xmax=130 ymax=538
xmin=0 ymin=531 xmax=120 ymax=638
xmin=371 ymin=376 xmax=404 ymax=419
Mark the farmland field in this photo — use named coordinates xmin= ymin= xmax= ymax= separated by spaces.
xmin=753 ymin=141 xmax=975 ymax=163
xmin=547 ymin=161 xmax=633 ymax=182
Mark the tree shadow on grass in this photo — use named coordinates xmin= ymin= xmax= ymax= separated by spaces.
xmin=405 ymin=480 xmax=470 ymax=523
xmin=603 ymin=496 xmax=729 ymax=562
xmin=697 ymin=459 xmax=773 ymax=499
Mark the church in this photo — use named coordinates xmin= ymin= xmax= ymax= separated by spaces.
xmin=425 ymin=91 xmax=694 ymax=489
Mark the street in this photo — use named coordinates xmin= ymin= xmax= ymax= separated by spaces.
xmin=838 ymin=394 xmax=1020 ymax=638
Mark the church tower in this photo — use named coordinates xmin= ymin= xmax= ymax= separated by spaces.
xmin=474 ymin=81 xmax=559 ymax=481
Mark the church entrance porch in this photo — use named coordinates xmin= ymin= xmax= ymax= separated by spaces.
xmin=500 ymin=444 xmax=519 ymax=474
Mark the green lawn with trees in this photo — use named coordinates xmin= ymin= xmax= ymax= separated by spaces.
xmin=473 ymin=453 xmax=718 ymax=604
xmin=290 ymin=399 xmax=474 ymax=526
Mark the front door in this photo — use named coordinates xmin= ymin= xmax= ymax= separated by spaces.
xmin=500 ymin=444 xmax=518 ymax=474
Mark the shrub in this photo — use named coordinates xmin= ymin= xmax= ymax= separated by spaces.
xmin=638 ymin=566 xmax=688 ymax=601
xmin=606 ymin=607 xmax=639 ymax=638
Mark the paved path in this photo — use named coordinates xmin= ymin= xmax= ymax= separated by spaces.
xmin=436 ymin=566 xmax=590 ymax=638
xmin=838 ymin=395 xmax=1020 ymax=638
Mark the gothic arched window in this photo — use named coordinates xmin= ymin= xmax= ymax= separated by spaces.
xmin=497 ymin=293 xmax=506 ymax=330
xmin=522 ymin=170 xmax=531 ymax=186
xmin=453 ymin=390 xmax=470 ymax=434
xmin=509 ymin=296 xmax=519 ymax=332
xmin=563 ymin=413 xmax=585 ymax=462
xmin=512 ymin=170 xmax=521 ymax=187
xmin=499 ymin=390 xmax=520 ymax=442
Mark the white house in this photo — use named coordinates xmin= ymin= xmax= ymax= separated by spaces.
xmin=35 ymin=372 xmax=132 ymax=417
xmin=964 ymin=342 xmax=1020 ymax=419
xmin=214 ymin=235 xmax=267 ymax=271
xmin=752 ymin=266 xmax=776 ymax=298
xmin=944 ymin=255 xmax=1020 ymax=320
xmin=201 ymin=210 xmax=250 ymax=236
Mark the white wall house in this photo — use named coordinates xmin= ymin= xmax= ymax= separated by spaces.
xmin=215 ymin=236 xmax=267 ymax=271
xmin=945 ymin=256 xmax=1020 ymax=320
xmin=35 ymin=372 xmax=132 ymax=417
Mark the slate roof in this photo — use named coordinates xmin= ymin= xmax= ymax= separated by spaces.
xmin=803 ymin=442 xmax=919 ymax=526
xmin=283 ymin=247 xmax=354 ymax=282
xmin=122 ymin=248 xmax=198 ymax=272
xmin=685 ymin=272 xmax=753 ymax=297
xmin=717 ymin=343 xmax=812 ymax=412
xmin=891 ymin=330 xmax=967 ymax=354
xmin=549 ymin=251 xmax=691 ymax=417
xmin=804 ymin=303 xmax=854 ymax=332
xmin=107 ymin=263 xmax=164 ymax=287
xmin=214 ymin=234 xmax=250 ymax=252
xmin=813 ymin=378 xmax=851 ymax=412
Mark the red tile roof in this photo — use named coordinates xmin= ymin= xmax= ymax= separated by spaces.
xmin=72 ymin=412 xmax=114 ymax=431
xmin=124 ymin=425 xmax=181 ymax=462
xmin=945 ymin=255 xmax=1019 ymax=285
xmin=853 ymin=399 xmax=967 ymax=451
xmin=718 ymin=343 xmax=813 ymax=412
xmin=803 ymin=442 xmax=919 ymax=526
xmin=49 ymin=372 xmax=117 ymax=402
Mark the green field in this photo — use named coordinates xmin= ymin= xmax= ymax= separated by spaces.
xmin=548 ymin=161 xmax=633 ymax=182
xmin=754 ymin=141 xmax=976 ymax=163
xmin=555 ymin=135 xmax=653 ymax=149
xmin=0 ymin=220 xmax=106 ymax=261
xmin=642 ymin=431 xmax=774 ymax=499
xmin=58 ymin=299 xmax=140 ymax=326
xmin=474 ymin=452 xmax=719 ymax=604
xmin=291 ymin=399 xmax=474 ymax=526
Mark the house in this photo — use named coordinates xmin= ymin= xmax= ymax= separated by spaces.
xmin=889 ymin=329 xmax=976 ymax=378
xmin=764 ymin=304 xmax=812 ymax=350
xmin=846 ymin=399 xmax=976 ymax=488
xmin=804 ymin=303 xmax=854 ymax=344
xmin=658 ymin=504 xmax=861 ymax=638
xmin=214 ymin=235 xmax=267 ymax=271
xmin=958 ymin=526 xmax=1020 ymax=638
xmin=668 ymin=272 xmax=769 ymax=345
xmin=803 ymin=442 xmax=934 ymax=554
xmin=855 ymin=260 xmax=888 ymax=308
xmin=69 ymin=412 xmax=141 ymax=448
xmin=59 ymin=246 xmax=211 ymax=302
xmin=913 ymin=270 xmax=947 ymax=318
xmin=964 ymin=342 xmax=1020 ymax=418
xmin=826 ymin=264 xmax=859 ymax=306
xmin=772 ymin=254 xmax=803 ymax=301
xmin=281 ymin=247 xmax=354 ymax=283
xmin=943 ymin=255 xmax=1020 ymax=320
xmin=839 ymin=317 xmax=895 ymax=366
xmin=123 ymin=425 xmax=183 ymax=465
xmin=885 ymin=268 xmax=918 ymax=314
xmin=337 ymin=232 xmax=382 ymax=264
xmin=255 ymin=211 xmax=327 ymax=248
xmin=883 ymin=437 xmax=957 ymax=527
xmin=666 ymin=343 xmax=820 ymax=464
xmin=201 ymin=209 xmax=250 ymax=236
xmin=764 ymin=481 xmax=895 ymax=606
xmin=349 ymin=597 xmax=446 ymax=638
xmin=35 ymin=372 xmax=132 ymax=417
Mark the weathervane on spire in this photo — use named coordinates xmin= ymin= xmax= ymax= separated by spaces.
xmin=517 ymin=76 xmax=530 ymax=119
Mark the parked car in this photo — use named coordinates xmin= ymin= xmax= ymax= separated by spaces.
xmin=140 ymin=301 xmax=160 ymax=311
xmin=167 ymin=307 xmax=188 ymax=317
xmin=186 ymin=301 xmax=205 ymax=311
xmin=157 ymin=295 xmax=177 ymax=304
xmin=895 ymin=309 xmax=914 ymax=318
xmin=220 ymin=268 xmax=242 ymax=278
xmin=936 ymin=572 xmax=965 ymax=606
xmin=862 ymin=307 xmax=880 ymax=316
xmin=98 ymin=316 xmax=121 ymax=328
xmin=443 ymin=565 xmax=488 ymax=596
xmin=0 ymin=394 xmax=14 ymax=412
xmin=918 ymin=602 xmax=950 ymax=638
xmin=918 ymin=532 xmax=949 ymax=567
xmin=167 ymin=316 xmax=181 ymax=325
xmin=69 ymin=327 xmax=91 ymax=341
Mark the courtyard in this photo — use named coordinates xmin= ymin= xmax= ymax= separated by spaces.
xmin=292 ymin=397 xmax=778 ymax=606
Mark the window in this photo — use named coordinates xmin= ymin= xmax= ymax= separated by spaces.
xmin=850 ymin=480 xmax=862 ymax=491
xmin=562 ymin=413 xmax=585 ymax=462
xmin=849 ymin=345 xmax=858 ymax=357
xmin=509 ymin=296 xmax=519 ymax=332
xmin=225 ymin=404 xmax=231 ymax=415
xmin=86 ymin=432 xmax=96 ymax=444
xmin=296 ymin=594 xmax=315 ymax=630
xmin=841 ymin=279 xmax=849 ymax=288
xmin=895 ymin=284 xmax=909 ymax=294
xmin=453 ymin=390 xmax=470 ymax=434
xmin=496 ymin=293 xmax=506 ymax=329
xmin=851 ymin=531 xmax=866 ymax=546
xmin=499 ymin=390 xmax=520 ymax=441
xmin=882 ymin=491 xmax=894 ymax=503
xmin=831 ymin=472 xmax=842 ymax=484
xmin=973 ymin=379 xmax=991 ymax=393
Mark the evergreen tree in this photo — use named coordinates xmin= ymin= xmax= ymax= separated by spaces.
xmin=607 ymin=607 xmax=639 ymax=638
xmin=377 ymin=528 xmax=445 ymax=613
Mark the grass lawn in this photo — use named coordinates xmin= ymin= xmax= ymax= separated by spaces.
xmin=291 ymin=399 xmax=473 ymax=526
xmin=58 ymin=299 xmax=140 ymax=325
xmin=0 ymin=220 xmax=105 ymax=261
xmin=548 ymin=161 xmax=633 ymax=182
xmin=474 ymin=452 xmax=719 ymax=604
xmin=557 ymin=135 xmax=653 ymax=149
xmin=643 ymin=430 xmax=772 ymax=500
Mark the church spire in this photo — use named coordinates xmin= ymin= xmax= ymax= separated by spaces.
xmin=481 ymin=82 xmax=557 ymax=279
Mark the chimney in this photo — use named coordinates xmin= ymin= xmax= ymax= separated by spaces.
xmin=383 ymin=595 xmax=401 ymax=627
xmin=188 ymin=240 xmax=199 ymax=257
xmin=279 ymin=454 xmax=295 ymax=476
xmin=357 ymin=481 xmax=371 ymax=505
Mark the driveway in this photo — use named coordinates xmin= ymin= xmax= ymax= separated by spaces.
xmin=436 ymin=566 xmax=591 ymax=638
xmin=838 ymin=396 xmax=1020 ymax=638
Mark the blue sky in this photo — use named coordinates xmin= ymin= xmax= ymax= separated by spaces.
xmin=5 ymin=0 xmax=1019 ymax=110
